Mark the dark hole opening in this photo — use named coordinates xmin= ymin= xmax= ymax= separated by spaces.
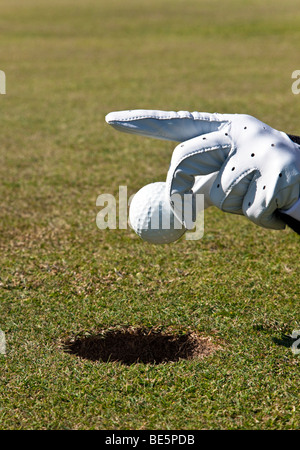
xmin=62 ymin=327 xmax=218 ymax=365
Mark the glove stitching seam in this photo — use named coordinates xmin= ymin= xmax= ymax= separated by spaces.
xmin=174 ymin=144 xmax=232 ymax=163
xmin=109 ymin=116 xmax=227 ymax=122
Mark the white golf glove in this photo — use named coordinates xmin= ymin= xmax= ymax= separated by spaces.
xmin=106 ymin=110 xmax=300 ymax=233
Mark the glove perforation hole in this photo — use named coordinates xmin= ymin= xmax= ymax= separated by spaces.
xmin=217 ymin=184 xmax=220 ymax=188
xmin=279 ymin=173 xmax=282 ymax=177
xmin=271 ymin=144 xmax=275 ymax=147
xmin=251 ymin=153 xmax=255 ymax=157
xmin=263 ymin=186 xmax=266 ymax=190
xmin=231 ymin=167 xmax=235 ymax=171
xmin=244 ymin=127 xmax=247 ymax=129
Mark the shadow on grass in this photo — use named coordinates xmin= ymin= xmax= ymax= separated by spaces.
xmin=253 ymin=321 xmax=298 ymax=351
xmin=62 ymin=327 xmax=219 ymax=365
xmin=272 ymin=334 xmax=295 ymax=349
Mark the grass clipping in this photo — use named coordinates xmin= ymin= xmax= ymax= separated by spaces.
xmin=63 ymin=327 xmax=219 ymax=365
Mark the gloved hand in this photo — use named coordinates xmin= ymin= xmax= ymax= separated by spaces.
xmin=106 ymin=109 xmax=300 ymax=233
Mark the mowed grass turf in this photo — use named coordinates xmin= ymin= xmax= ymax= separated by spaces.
xmin=0 ymin=0 xmax=300 ymax=430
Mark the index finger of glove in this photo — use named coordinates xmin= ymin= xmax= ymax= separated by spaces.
xmin=105 ymin=109 xmax=229 ymax=142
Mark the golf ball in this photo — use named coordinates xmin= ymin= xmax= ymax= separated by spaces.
xmin=129 ymin=182 xmax=186 ymax=244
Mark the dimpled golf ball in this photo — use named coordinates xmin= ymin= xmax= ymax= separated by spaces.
xmin=129 ymin=182 xmax=186 ymax=244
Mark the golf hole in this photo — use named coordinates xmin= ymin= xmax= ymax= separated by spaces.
xmin=62 ymin=327 xmax=219 ymax=365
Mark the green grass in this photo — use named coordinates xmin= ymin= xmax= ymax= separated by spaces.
xmin=0 ymin=0 xmax=300 ymax=430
